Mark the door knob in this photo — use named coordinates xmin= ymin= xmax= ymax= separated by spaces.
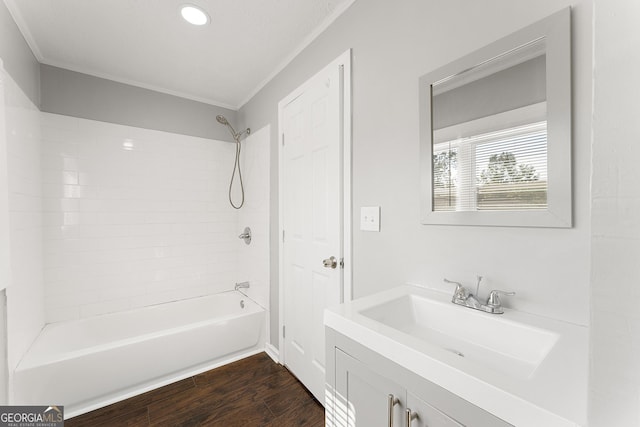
xmin=323 ymin=256 xmax=337 ymax=269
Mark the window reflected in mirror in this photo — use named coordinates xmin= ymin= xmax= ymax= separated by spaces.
xmin=433 ymin=117 xmax=548 ymax=212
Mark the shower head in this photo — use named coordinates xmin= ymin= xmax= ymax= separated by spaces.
xmin=215 ymin=115 xmax=250 ymax=141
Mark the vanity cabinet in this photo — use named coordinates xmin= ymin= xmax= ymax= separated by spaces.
xmin=335 ymin=349 xmax=405 ymax=426
xmin=335 ymin=349 xmax=462 ymax=427
xmin=326 ymin=328 xmax=513 ymax=427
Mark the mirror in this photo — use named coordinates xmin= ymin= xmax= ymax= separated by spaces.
xmin=420 ymin=8 xmax=571 ymax=227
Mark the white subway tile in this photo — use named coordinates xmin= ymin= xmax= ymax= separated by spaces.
xmin=592 ymin=237 xmax=640 ymax=297
xmin=79 ymin=298 xmax=133 ymax=318
xmin=41 ymin=115 xmax=270 ymax=322
xmin=63 ymin=157 xmax=79 ymax=171
xmin=45 ymin=305 xmax=80 ymax=324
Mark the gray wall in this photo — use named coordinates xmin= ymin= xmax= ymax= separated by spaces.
xmin=0 ymin=1 xmax=39 ymax=105
xmin=239 ymin=0 xmax=593 ymax=350
xmin=40 ymin=65 xmax=238 ymax=142
xmin=2 ymin=0 xmax=237 ymax=142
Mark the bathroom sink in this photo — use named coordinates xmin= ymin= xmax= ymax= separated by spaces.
xmin=359 ymin=292 xmax=559 ymax=378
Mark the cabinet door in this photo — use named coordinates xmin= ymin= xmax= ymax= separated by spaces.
xmin=406 ymin=392 xmax=463 ymax=427
xmin=334 ymin=349 xmax=405 ymax=427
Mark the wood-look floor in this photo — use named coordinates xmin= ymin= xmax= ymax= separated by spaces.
xmin=66 ymin=352 xmax=325 ymax=427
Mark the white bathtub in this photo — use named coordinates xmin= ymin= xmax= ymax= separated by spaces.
xmin=13 ymin=291 xmax=265 ymax=417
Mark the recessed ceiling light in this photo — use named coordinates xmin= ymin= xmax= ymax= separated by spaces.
xmin=180 ymin=4 xmax=210 ymax=26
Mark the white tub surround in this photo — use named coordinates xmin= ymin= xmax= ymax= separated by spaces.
xmin=1 ymin=60 xmax=46 ymax=394
xmin=236 ymin=125 xmax=271 ymax=313
xmin=14 ymin=291 xmax=265 ymax=417
xmin=41 ymin=113 xmax=242 ymax=323
xmin=324 ymin=284 xmax=588 ymax=427
xmin=41 ymin=114 xmax=270 ymax=323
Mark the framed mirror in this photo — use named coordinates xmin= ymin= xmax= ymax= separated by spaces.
xmin=419 ymin=8 xmax=571 ymax=228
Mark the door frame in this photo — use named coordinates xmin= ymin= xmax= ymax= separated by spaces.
xmin=277 ymin=49 xmax=352 ymax=365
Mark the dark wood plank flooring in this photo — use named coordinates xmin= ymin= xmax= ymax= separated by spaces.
xmin=66 ymin=352 xmax=324 ymax=427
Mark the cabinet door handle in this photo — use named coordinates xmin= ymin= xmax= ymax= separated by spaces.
xmin=388 ymin=394 xmax=399 ymax=427
xmin=405 ymin=408 xmax=417 ymax=427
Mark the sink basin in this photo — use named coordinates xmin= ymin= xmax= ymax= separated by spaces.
xmin=359 ymin=293 xmax=559 ymax=378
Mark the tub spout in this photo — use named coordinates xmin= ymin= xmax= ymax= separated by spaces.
xmin=235 ymin=282 xmax=250 ymax=291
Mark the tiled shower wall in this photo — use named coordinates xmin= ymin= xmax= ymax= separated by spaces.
xmin=41 ymin=113 xmax=268 ymax=323
xmin=2 ymin=66 xmax=44 ymax=375
xmin=236 ymin=125 xmax=270 ymax=311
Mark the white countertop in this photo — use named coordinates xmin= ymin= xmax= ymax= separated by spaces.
xmin=324 ymin=284 xmax=588 ymax=427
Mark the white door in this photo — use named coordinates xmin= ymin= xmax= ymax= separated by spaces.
xmin=280 ymin=59 xmax=344 ymax=403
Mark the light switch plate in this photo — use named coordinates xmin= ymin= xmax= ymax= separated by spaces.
xmin=360 ymin=206 xmax=380 ymax=232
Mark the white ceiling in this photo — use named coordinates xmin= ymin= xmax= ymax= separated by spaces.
xmin=5 ymin=0 xmax=354 ymax=109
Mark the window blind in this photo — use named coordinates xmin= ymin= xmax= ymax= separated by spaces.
xmin=433 ymin=121 xmax=547 ymax=212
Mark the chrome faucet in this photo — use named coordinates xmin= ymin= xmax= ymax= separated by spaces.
xmin=444 ymin=277 xmax=514 ymax=314
xmin=234 ymin=281 xmax=250 ymax=291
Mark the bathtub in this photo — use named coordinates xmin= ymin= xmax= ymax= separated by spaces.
xmin=13 ymin=291 xmax=265 ymax=417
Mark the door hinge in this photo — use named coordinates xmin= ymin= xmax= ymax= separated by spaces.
xmin=282 ymin=134 xmax=285 ymax=146
xmin=283 ymin=325 xmax=286 ymax=338
xmin=282 ymin=230 xmax=285 ymax=242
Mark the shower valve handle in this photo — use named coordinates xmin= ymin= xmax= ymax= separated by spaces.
xmin=238 ymin=227 xmax=252 ymax=245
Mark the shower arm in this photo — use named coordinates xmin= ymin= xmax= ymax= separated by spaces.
xmin=216 ymin=115 xmax=250 ymax=141
xmin=232 ymin=128 xmax=250 ymax=141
